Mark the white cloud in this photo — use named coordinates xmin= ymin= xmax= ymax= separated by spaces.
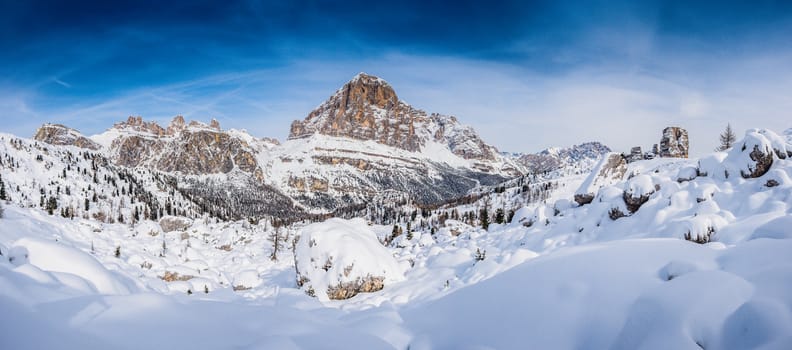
xmin=3 ymin=51 xmax=791 ymax=158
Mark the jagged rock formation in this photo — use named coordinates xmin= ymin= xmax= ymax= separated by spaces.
xmin=517 ymin=142 xmax=611 ymax=173
xmin=627 ymin=146 xmax=643 ymax=163
xmin=33 ymin=124 xmax=101 ymax=150
xmin=288 ymin=73 xmax=501 ymax=162
xmin=32 ymin=73 xmax=607 ymax=215
xmin=106 ymin=116 xmax=266 ymax=178
xmin=272 ymin=73 xmax=527 ymax=210
xmin=659 ymin=127 xmax=689 ymax=158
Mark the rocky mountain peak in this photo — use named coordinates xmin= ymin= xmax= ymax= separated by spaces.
xmin=286 ymin=73 xmax=502 ymax=163
xmin=345 ymin=72 xmax=399 ymax=108
xmin=114 ymin=116 xmax=167 ymax=136
xmin=288 ymin=73 xmax=425 ymax=151
xmin=167 ymin=115 xmax=186 ymax=134
xmin=33 ymin=123 xmax=101 ymax=150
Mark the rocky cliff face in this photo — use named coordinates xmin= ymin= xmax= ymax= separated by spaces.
xmin=289 ymin=73 xmax=422 ymax=151
xmin=31 ymin=73 xmax=534 ymax=214
xmin=517 ymin=142 xmax=611 ymax=173
xmin=271 ymin=73 xmax=527 ymax=210
xmin=33 ymin=124 xmax=101 ymax=150
xmin=659 ymin=127 xmax=689 ymax=158
xmin=106 ymin=116 xmax=266 ymax=179
xmin=288 ymin=73 xmax=500 ymax=162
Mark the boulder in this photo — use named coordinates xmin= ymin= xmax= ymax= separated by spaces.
xmin=159 ymin=216 xmax=192 ymax=232
xmin=294 ymin=218 xmax=404 ymax=300
xmin=659 ymin=127 xmax=689 ymax=158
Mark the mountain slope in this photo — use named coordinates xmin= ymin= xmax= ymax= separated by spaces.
xmin=31 ymin=73 xmax=538 ymax=214
xmin=2 ymin=127 xmax=791 ymax=349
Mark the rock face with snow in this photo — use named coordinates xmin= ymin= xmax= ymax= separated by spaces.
xmin=574 ymin=153 xmax=628 ymax=205
xmin=720 ymin=129 xmax=788 ymax=178
xmin=294 ymin=218 xmax=404 ymax=300
xmin=696 ymin=129 xmax=790 ymax=180
xmin=517 ymin=142 xmax=611 ymax=173
xmin=107 ymin=116 xmax=266 ymax=178
xmin=622 ymin=174 xmax=656 ymax=213
xmin=659 ymin=127 xmax=689 ymax=158
xmin=33 ymin=124 xmax=101 ymax=150
xmin=30 ymin=73 xmax=530 ymax=214
xmin=270 ymin=73 xmax=527 ymax=210
xmin=289 ymin=73 xmax=500 ymax=162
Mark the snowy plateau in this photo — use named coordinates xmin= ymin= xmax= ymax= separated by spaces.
xmin=1 ymin=74 xmax=792 ymax=349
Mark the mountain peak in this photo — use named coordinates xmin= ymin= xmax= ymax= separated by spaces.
xmin=350 ymin=72 xmax=388 ymax=85
xmin=341 ymin=72 xmax=399 ymax=109
xmin=287 ymin=73 xmax=415 ymax=148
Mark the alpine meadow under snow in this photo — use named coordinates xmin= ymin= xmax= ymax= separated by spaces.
xmin=2 ymin=71 xmax=792 ymax=349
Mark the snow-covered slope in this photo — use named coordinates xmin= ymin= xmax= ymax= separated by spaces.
xmin=5 ymin=114 xmax=792 ymax=348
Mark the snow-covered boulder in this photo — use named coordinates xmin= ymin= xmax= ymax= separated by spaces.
xmin=676 ymin=165 xmax=699 ymax=183
xmin=725 ymin=129 xmax=783 ymax=178
xmin=574 ymin=153 xmax=627 ymax=206
xmin=699 ymin=129 xmax=789 ymax=180
xmin=295 ymin=218 xmax=405 ymax=301
xmin=697 ymin=152 xmax=728 ymax=179
xmin=232 ymin=270 xmax=263 ymax=291
xmin=622 ymin=174 xmax=656 ymax=213
xmin=159 ymin=216 xmax=192 ymax=232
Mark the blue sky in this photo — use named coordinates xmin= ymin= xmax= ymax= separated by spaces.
xmin=1 ymin=0 xmax=791 ymax=155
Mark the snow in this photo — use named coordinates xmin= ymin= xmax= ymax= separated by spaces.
xmin=295 ymin=218 xmax=405 ymax=301
xmin=12 ymin=237 xmax=133 ymax=295
xmin=575 ymin=152 xmax=626 ymax=196
xmin=626 ymin=173 xmax=655 ymax=197
xmin=2 ymin=127 xmax=792 ymax=349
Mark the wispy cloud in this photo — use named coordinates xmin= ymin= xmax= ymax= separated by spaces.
xmin=52 ymin=78 xmax=72 ymax=88
xmin=6 ymin=50 xmax=792 ymax=158
xmin=1 ymin=1 xmax=790 ymax=156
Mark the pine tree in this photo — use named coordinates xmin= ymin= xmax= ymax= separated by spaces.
xmin=716 ymin=123 xmax=736 ymax=151
xmin=0 ymin=174 xmax=7 ymax=200
xmin=494 ymin=208 xmax=505 ymax=224
xmin=46 ymin=196 xmax=57 ymax=215
xmin=507 ymin=209 xmax=515 ymax=224
xmin=480 ymin=207 xmax=490 ymax=230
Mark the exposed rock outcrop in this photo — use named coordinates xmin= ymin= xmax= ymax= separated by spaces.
xmin=518 ymin=142 xmax=611 ymax=173
xmin=159 ymin=216 xmax=192 ymax=232
xmin=574 ymin=153 xmax=628 ymax=206
xmin=327 ymin=275 xmax=385 ymax=300
xmin=659 ymin=127 xmax=689 ymax=158
xmin=107 ymin=116 xmax=265 ymax=176
xmin=33 ymin=124 xmax=101 ymax=150
xmin=288 ymin=73 xmax=501 ymax=162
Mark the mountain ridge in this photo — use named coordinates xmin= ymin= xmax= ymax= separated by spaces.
xmin=29 ymin=73 xmax=607 ymax=215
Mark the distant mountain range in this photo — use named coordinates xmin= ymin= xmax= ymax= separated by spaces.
xmin=29 ymin=73 xmax=610 ymax=218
